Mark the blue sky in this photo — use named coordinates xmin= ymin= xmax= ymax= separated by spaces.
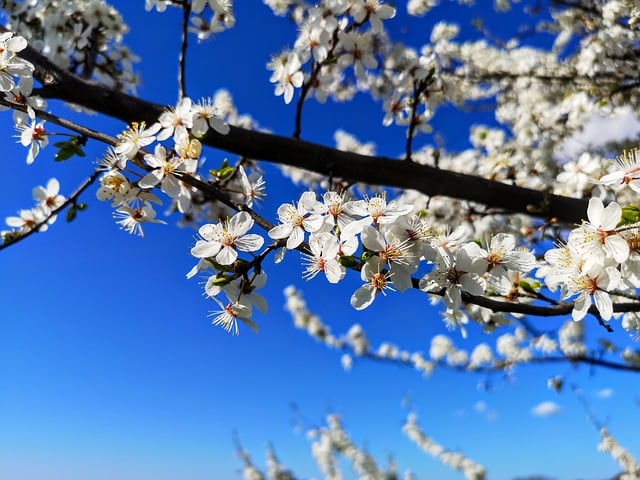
xmin=1 ymin=2 xmax=640 ymax=479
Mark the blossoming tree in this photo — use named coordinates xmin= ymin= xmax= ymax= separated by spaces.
xmin=3 ymin=0 xmax=640 ymax=478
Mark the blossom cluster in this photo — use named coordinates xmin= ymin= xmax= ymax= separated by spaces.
xmin=265 ymin=189 xmax=535 ymax=329
xmin=597 ymin=426 xmax=640 ymax=479
xmin=0 ymin=31 xmax=50 ymax=167
xmin=537 ymin=164 xmax=640 ymax=333
xmin=264 ymin=0 xmax=443 ymax=138
xmin=237 ymin=413 xmax=415 ymax=480
xmin=189 ymin=171 xmax=640 ymax=339
xmin=145 ymin=0 xmax=235 ymax=41
xmin=94 ymin=93 xmax=260 ymax=237
xmin=402 ymin=412 xmax=486 ymax=480
xmin=4 ymin=0 xmax=139 ymax=91
xmin=0 ymin=31 xmax=43 ymax=165
xmin=283 ymin=286 xmax=606 ymax=381
xmin=90 ymin=92 xmax=267 ymax=331
xmin=0 ymin=31 xmax=33 ymax=92
xmin=307 ymin=413 xmax=405 ymax=479
xmin=7 ymin=0 xmax=640 ymax=346
xmin=2 ymin=178 xmax=65 ymax=242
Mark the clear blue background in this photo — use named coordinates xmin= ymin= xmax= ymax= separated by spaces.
xmin=1 ymin=2 xmax=639 ymax=479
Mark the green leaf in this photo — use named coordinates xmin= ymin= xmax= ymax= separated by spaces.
xmin=618 ymin=205 xmax=640 ymax=226
xmin=54 ymin=137 xmax=86 ymax=161
xmin=217 ymin=165 xmax=234 ymax=180
xmin=210 ymin=275 xmax=233 ymax=286
xmin=55 ymin=148 xmax=74 ymax=161
xmin=66 ymin=205 xmax=77 ymax=222
xmin=519 ymin=280 xmax=541 ymax=294
xmin=321 ymin=56 xmax=338 ymax=66
xmin=339 ymin=255 xmax=358 ymax=268
xmin=209 ymin=159 xmax=234 ymax=181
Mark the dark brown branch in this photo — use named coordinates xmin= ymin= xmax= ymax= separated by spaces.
xmin=178 ymin=0 xmax=191 ymax=99
xmin=463 ymin=291 xmax=640 ymax=317
xmin=9 ymin=27 xmax=589 ymax=226
xmin=293 ymin=60 xmax=318 ymax=139
xmin=0 ymin=98 xmax=119 ymax=147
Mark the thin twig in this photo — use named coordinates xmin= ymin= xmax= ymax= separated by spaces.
xmin=293 ymin=60 xmax=318 ymax=139
xmin=178 ymin=0 xmax=191 ymax=99
xmin=0 ymin=169 xmax=102 ymax=251
xmin=0 ymin=98 xmax=119 ymax=147
xmin=404 ymin=81 xmax=421 ymax=162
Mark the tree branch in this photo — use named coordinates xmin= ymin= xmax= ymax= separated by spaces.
xmin=10 ymin=27 xmax=589 ymax=226
xmin=0 ymin=169 xmax=102 ymax=251
xmin=178 ymin=0 xmax=191 ymax=99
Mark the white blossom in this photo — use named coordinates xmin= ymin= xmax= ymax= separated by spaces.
xmin=191 ymin=211 xmax=264 ymax=266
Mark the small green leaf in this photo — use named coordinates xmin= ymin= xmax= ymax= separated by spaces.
xmin=209 ymin=159 xmax=234 ymax=181
xmin=217 ymin=165 xmax=234 ymax=180
xmin=54 ymin=137 xmax=86 ymax=161
xmin=339 ymin=255 xmax=358 ymax=268
xmin=519 ymin=280 xmax=541 ymax=294
xmin=321 ymin=56 xmax=338 ymax=66
xmin=55 ymin=147 xmax=75 ymax=161
xmin=211 ymin=275 xmax=233 ymax=286
xmin=618 ymin=205 xmax=640 ymax=226
xmin=66 ymin=205 xmax=77 ymax=222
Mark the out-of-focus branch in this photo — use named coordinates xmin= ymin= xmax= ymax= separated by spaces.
xmin=5 ymin=26 xmax=589 ymax=226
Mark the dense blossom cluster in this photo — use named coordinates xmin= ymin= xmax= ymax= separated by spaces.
xmin=264 ymin=0 xmax=441 ymax=138
xmin=3 ymin=0 xmax=139 ymax=91
xmin=184 ymin=173 xmax=640 ymax=347
xmin=89 ymin=93 xmax=256 ymax=237
xmin=5 ymin=0 xmax=640 ymax=345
